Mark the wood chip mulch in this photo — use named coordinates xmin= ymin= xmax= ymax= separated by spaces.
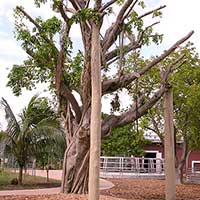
xmin=0 ymin=194 xmax=125 ymax=200
xmin=101 ymin=179 xmax=200 ymax=200
xmin=1 ymin=179 xmax=200 ymax=200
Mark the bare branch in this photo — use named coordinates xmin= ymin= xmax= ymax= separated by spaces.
xmin=152 ymin=118 xmax=164 ymax=144
xmin=102 ymin=0 xmax=138 ymax=51
xmin=58 ymin=1 xmax=69 ymax=22
xmin=102 ymin=85 xmax=168 ymax=137
xmin=101 ymin=115 xmax=120 ymax=137
xmin=138 ymin=5 xmax=166 ymax=19
xmin=16 ymin=6 xmax=41 ymax=29
xmin=106 ymin=56 xmax=119 ymax=66
xmin=104 ymin=42 xmax=141 ymax=64
xmin=148 ymin=112 xmax=164 ymax=142
xmin=161 ymin=54 xmax=186 ymax=83
xmin=102 ymin=31 xmax=194 ymax=95
xmin=144 ymin=126 xmax=158 ymax=134
xmin=122 ymin=0 xmax=138 ymax=21
xmin=140 ymin=31 xmax=193 ymax=74
xmin=173 ymin=60 xmax=187 ymax=72
xmin=105 ymin=21 xmax=160 ymax=63
xmin=102 ymin=3 xmax=165 ymax=52
xmin=61 ymin=84 xmax=82 ymax=123
xmin=117 ymin=0 xmax=138 ymax=21
xmin=69 ymin=0 xmax=85 ymax=10
xmin=101 ymin=94 xmax=145 ymax=137
xmin=137 ymin=21 xmax=160 ymax=44
xmin=100 ymin=0 xmax=118 ymax=12
xmin=64 ymin=7 xmax=76 ymax=14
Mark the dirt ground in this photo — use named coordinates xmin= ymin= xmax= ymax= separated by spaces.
xmin=1 ymin=179 xmax=200 ymax=200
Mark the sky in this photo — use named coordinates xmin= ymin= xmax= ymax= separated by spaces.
xmin=0 ymin=0 xmax=200 ymax=127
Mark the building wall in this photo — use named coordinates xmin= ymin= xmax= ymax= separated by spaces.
xmin=144 ymin=143 xmax=200 ymax=171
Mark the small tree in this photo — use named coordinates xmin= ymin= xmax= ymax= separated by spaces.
xmin=0 ymin=95 xmax=62 ymax=184
xmin=140 ymin=43 xmax=200 ymax=183
xmin=35 ymin=134 xmax=66 ymax=181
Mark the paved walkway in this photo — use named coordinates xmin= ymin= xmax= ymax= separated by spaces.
xmin=0 ymin=170 xmax=114 ymax=196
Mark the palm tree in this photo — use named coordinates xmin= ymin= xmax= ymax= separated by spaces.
xmin=0 ymin=95 xmax=64 ymax=184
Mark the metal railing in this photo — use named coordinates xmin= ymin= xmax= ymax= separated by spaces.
xmin=186 ymin=168 xmax=200 ymax=183
xmin=100 ymin=156 xmax=164 ymax=174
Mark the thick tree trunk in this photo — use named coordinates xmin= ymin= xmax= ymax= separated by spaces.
xmin=61 ymin=135 xmax=90 ymax=193
xmin=18 ymin=165 xmax=23 ymax=185
xmin=61 ymin=110 xmax=90 ymax=194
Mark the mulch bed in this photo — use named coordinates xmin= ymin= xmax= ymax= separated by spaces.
xmin=101 ymin=179 xmax=200 ymax=200
xmin=0 ymin=194 xmax=124 ymax=200
xmin=1 ymin=179 xmax=200 ymax=200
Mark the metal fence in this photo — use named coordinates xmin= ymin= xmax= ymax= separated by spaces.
xmin=3 ymin=155 xmax=165 ymax=174
xmin=186 ymin=168 xmax=200 ymax=183
xmin=100 ymin=156 xmax=164 ymax=174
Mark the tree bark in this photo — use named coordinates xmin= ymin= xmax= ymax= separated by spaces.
xmin=164 ymin=88 xmax=176 ymax=200
xmin=46 ymin=158 xmax=50 ymax=182
xmin=18 ymin=165 xmax=23 ymax=185
xmin=186 ymin=150 xmax=192 ymax=174
xmin=89 ymin=18 xmax=102 ymax=200
xmin=46 ymin=168 xmax=49 ymax=182
xmin=175 ymin=140 xmax=189 ymax=184
xmin=61 ymin=109 xmax=90 ymax=194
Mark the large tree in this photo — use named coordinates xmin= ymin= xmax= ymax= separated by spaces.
xmin=8 ymin=0 xmax=193 ymax=193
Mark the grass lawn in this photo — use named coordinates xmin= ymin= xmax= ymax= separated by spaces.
xmin=0 ymin=170 xmax=61 ymax=190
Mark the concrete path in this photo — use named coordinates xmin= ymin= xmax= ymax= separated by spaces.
xmin=0 ymin=170 xmax=114 ymax=196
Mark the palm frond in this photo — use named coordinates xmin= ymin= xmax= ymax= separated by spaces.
xmin=1 ymin=95 xmax=65 ymax=168
xmin=0 ymin=98 xmax=21 ymax=141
